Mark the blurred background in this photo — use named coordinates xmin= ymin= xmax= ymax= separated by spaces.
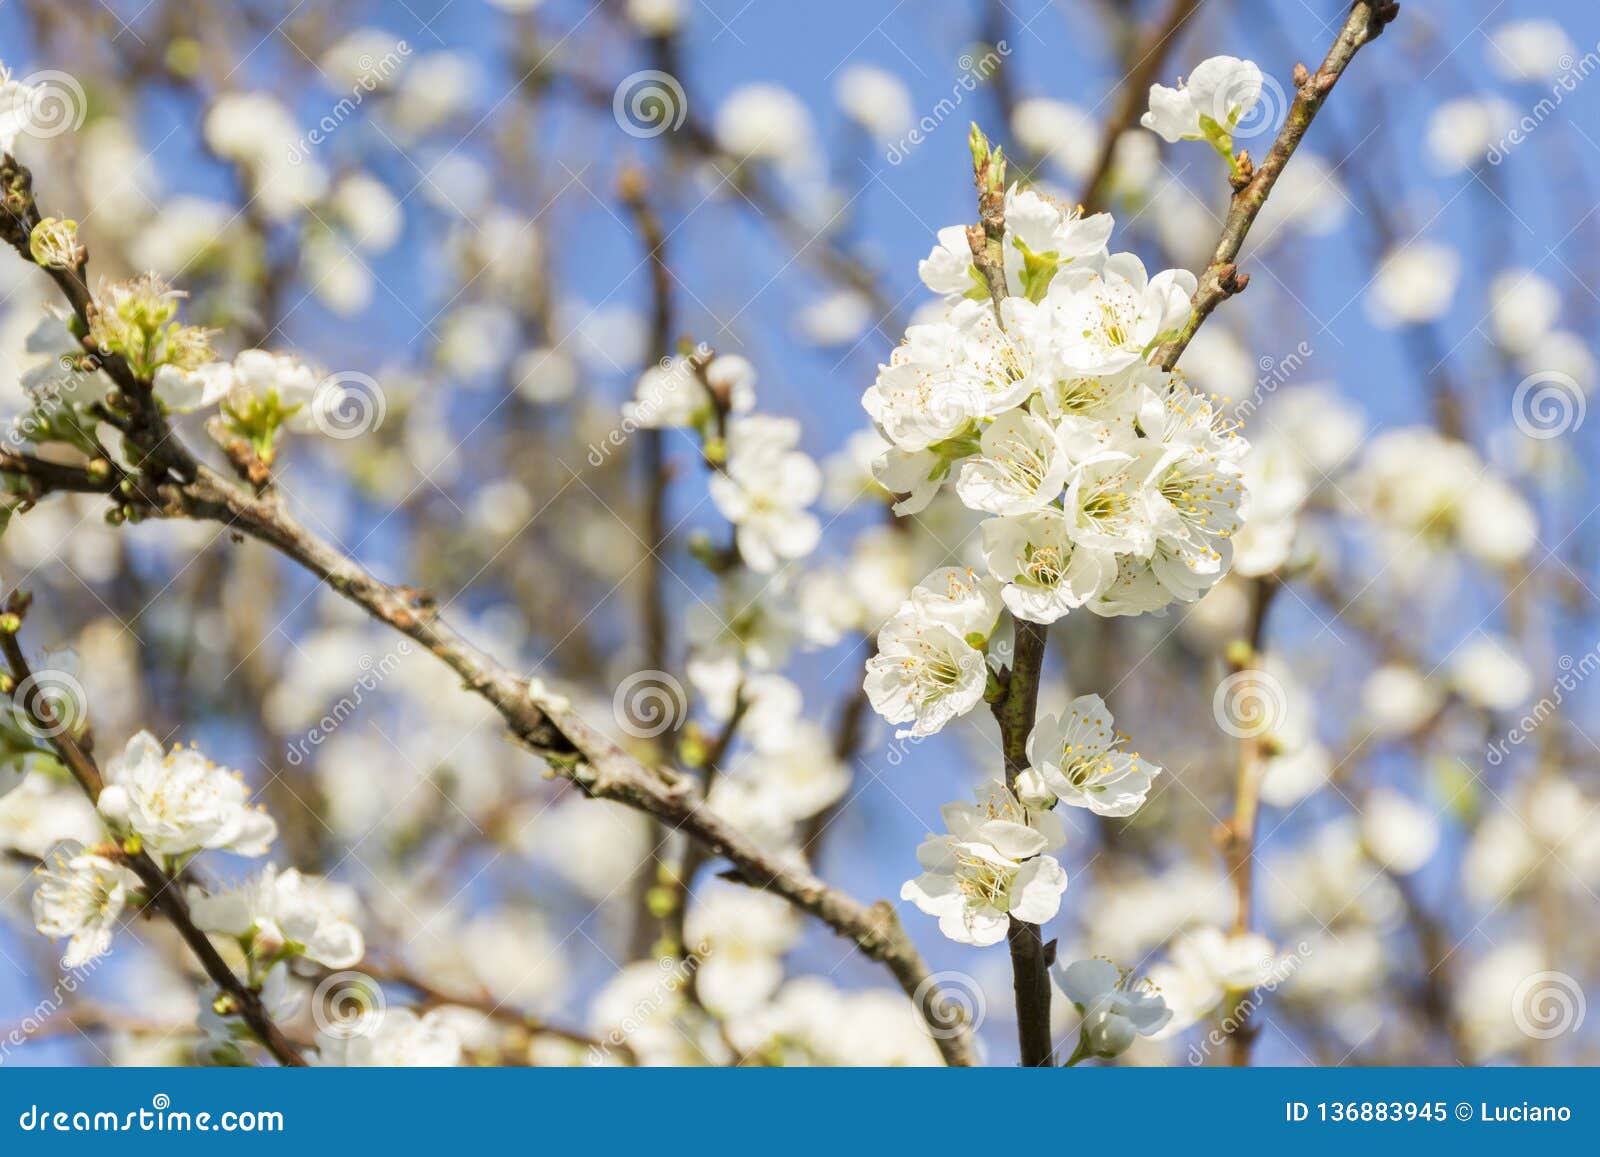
xmin=1 ymin=0 xmax=1598 ymax=1066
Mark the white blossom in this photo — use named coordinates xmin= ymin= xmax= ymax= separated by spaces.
xmin=1140 ymin=56 xmax=1263 ymax=148
xmin=96 ymin=731 xmax=277 ymax=860
xmin=1026 ymin=694 xmax=1160 ymax=816
xmin=188 ymin=864 xmax=364 ymax=969
xmin=900 ymin=782 xmax=1068 ymax=946
xmin=1054 ymin=957 xmax=1171 ymax=1057
xmin=33 ymin=850 xmax=135 ymax=968
xmin=709 ymin=415 xmax=823 ymax=572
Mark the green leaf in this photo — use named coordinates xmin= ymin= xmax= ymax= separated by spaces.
xmin=962 ymin=264 xmax=992 ymax=302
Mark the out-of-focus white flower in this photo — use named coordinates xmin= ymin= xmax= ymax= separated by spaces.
xmin=320 ymin=29 xmax=409 ymax=90
xmin=331 ymin=174 xmax=404 ymax=252
xmin=1487 ymin=20 xmax=1577 ymax=83
xmin=1489 ymin=269 xmax=1561 ymax=356
xmin=1147 ymin=926 xmax=1279 ymax=1034
xmin=1367 ymin=241 xmax=1460 ymax=326
xmin=796 ymin=289 xmax=873 ymax=346
xmin=1361 ymin=663 xmax=1444 ymax=739
xmin=1425 ymin=96 xmax=1514 ymax=173
xmin=0 ymin=66 xmax=39 ymax=156
xmin=33 ymin=851 xmax=135 ymax=968
xmin=512 ymin=346 xmax=579 ymax=405
xmin=1456 ymin=939 xmax=1546 ymax=1059
xmin=1451 ymin=636 xmax=1533 ymax=712
xmin=709 ymin=416 xmax=822 ymax=573
xmin=626 ymin=0 xmax=685 ymax=36
xmin=389 ymin=52 xmax=476 ymax=138
xmin=715 ymin=84 xmax=815 ymax=166
xmin=96 ymin=732 xmax=276 ymax=860
xmin=0 ymin=771 xmax=102 ymax=858
xmin=1351 ymin=427 xmax=1536 ymax=566
xmin=836 ymin=65 xmax=913 ymax=141
xmin=1053 ymin=957 xmax=1172 ymax=1058
xmin=313 ymin=1007 xmax=463 ymax=1066
xmin=1520 ymin=330 xmax=1597 ymax=395
xmin=1011 ymin=98 xmax=1098 ymax=178
xmin=685 ymin=883 xmax=799 ymax=1017
xmin=1360 ymin=788 xmax=1440 ymax=874
xmin=204 ymin=92 xmax=327 ymax=220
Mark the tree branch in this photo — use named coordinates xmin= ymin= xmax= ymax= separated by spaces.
xmin=1153 ymin=0 xmax=1402 ymax=371
xmin=0 ymin=627 xmax=306 ymax=1067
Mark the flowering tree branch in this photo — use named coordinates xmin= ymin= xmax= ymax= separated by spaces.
xmin=1154 ymin=0 xmax=1401 ymax=372
xmin=0 ymin=618 xmax=307 ymax=1067
xmin=0 ymin=158 xmax=976 ymax=1068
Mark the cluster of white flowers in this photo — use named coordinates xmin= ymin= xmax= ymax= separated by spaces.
xmin=863 ymin=185 xmax=1247 ymax=739
xmin=1053 ymin=956 xmax=1173 ymax=1059
xmin=900 ymin=691 xmax=1164 ymax=950
xmin=96 ymin=732 xmax=278 ymax=859
xmin=188 ymin=863 xmax=365 ymax=970
xmin=155 ymin=348 xmax=329 ymax=445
